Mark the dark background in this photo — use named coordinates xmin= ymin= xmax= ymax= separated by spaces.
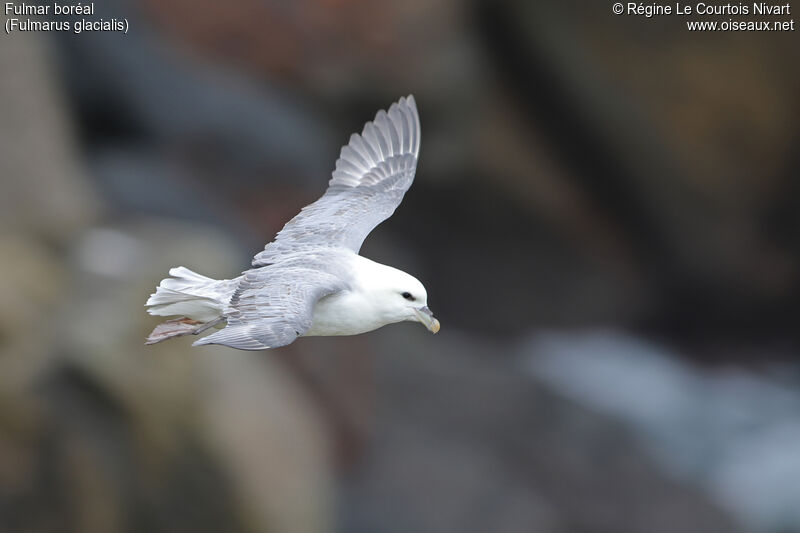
xmin=1 ymin=1 xmax=799 ymax=532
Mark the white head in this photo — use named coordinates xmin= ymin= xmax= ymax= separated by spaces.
xmin=363 ymin=262 xmax=440 ymax=334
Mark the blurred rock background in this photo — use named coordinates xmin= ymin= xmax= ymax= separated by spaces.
xmin=1 ymin=0 xmax=798 ymax=532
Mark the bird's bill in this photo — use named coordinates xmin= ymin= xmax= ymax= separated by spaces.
xmin=414 ymin=306 xmax=441 ymax=334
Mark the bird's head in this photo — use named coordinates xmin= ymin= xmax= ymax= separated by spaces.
xmin=368 ymin=265 xmax=440 ymax=334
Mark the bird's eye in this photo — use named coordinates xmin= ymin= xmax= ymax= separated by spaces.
xmin=402 ymin=292 xmax=415 ymax=301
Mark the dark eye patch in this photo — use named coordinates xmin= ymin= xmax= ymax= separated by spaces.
xmin=402 ymin=292 xmax=415 ymax=301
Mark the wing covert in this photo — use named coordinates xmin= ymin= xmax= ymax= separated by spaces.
xmin=193 ymin=260 xmax=346 ymax=350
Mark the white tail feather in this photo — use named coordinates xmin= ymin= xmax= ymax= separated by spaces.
xmin=146 ymin=266 xmax=232 ymax=323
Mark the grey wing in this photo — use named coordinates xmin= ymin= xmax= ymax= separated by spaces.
xmin=252 ymin=95 xmax=421 ymax=267
xmin=193 ymin=263 xmax=346 ymax=350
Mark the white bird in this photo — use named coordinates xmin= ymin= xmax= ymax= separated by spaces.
xmin=145 ymin=95 xmax=439 ymax=350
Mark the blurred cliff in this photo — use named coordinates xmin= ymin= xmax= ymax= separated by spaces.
xmin=1 ymin=0 xmax=799 ymax=532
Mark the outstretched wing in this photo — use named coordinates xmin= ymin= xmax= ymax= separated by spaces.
xmin=193 ymin=258 xmax=347 ymax=350
xmin=252 ymin=95 xmax=421 ymax=267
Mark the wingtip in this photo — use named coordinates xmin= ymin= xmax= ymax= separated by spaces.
xmin=406 ymin=94 xmax=416 ymax=106
xmin=374 ymin=95 xmax=418 ymax=128
xmin=398 ymin=94 xmax=417 ymax=112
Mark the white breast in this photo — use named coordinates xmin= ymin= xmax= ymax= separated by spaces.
xmin=303 ymin=290 xmax=385 ymax=337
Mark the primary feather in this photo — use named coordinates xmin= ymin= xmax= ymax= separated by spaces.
xmin=251 ymin=95 xmax=420 ymax=265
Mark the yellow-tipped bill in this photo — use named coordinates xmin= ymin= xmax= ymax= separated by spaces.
xmin=415 ymin=306 xmax=440 ymax=334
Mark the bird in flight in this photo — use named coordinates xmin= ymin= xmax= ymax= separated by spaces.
xmin=145 ymin=95 xmax=439 ymax=350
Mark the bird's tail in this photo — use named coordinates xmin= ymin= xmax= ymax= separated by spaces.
xmin=145 ymin=266 xmax=235 ymax=345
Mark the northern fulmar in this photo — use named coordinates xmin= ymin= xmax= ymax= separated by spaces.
xmin=145 ymin=95 xmax=439 ymax=350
